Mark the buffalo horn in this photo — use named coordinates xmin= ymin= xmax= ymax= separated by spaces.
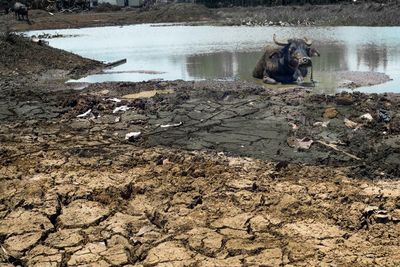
xmin=273 ymin=34 xmax=288 ymax=46
xmin=304 ymin=37 xmax=312 ymax=46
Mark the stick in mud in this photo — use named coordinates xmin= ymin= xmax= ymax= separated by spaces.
xmin=317 ymin=140 xmax=361 ymax=161
xmin=105 ymin=58 xmax=127 ymax=68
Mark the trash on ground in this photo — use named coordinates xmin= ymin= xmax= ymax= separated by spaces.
xmin=360 ymin=113 xmax=373 ymax=122
xmin=288 ymin=122 xmax=299 ymax=130
xmin=287 ymin=137 xmax=313 ymax=150
xmin=113 ymin=105 xmax=130 ymax=113
xmin=115 ymin=117 xmax=120 ymax=123
xmin=317 ymin=140 xmax=361 ymax=160
xmin=108 ymin=98 xmax=122 ymax=103
xmin=378 ymin=109 xmax=391 ymax=123
xmin=344 ymin=118 xmax=361 ymax=130
xmin=160 ymin=122 xmax=183 ymax=128
xmin=125 ymin=132 xmax=141 ymax=141
xmin=313 ymin=121 xmax=330 ymax=127
xmin=76 ymin=109 xmax=92 ymax=118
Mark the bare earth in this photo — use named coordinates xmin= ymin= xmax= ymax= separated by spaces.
xmin=1 ymin=2 xmax=400 ymax=32
xmin=1 ymin=31 xmax=400 ymax=266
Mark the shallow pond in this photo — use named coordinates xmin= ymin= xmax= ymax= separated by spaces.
xmin=28 ymin=24 xmax=400 ymax=94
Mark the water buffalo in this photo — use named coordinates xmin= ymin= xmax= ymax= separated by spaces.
xmin=253 ymin=34 xmax=320 ymax=84
xmin=10 ymin=2 xmax=29 ymax=22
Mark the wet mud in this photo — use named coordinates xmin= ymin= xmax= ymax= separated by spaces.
xmin=1 ymin=34 xmax=400 ymax=266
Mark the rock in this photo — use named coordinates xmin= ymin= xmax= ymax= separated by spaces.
xmin=143 ymin=241 xmax=194 ymax=266
xmin=245 ymin=248 xmax=282 ymax=266
xmin=323 ymin=107 xmax=338 ymax=119
xmin=363 ymin=205 xmax=379 ymax=215
xmin=59 ymin=200 xmax=110 ymax=228
xmin=373 ymin=213 xmax=390 ymax=223
xmin=344 ymin=118 xmax=361 ymax=129
xmin=335 ymin=95 xmax=354 ymax=105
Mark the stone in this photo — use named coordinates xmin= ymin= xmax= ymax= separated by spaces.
xmin=59 ymin=200 xmax=110 ymax=228
xmin=323 ymin=107 xmax=339 ymax=119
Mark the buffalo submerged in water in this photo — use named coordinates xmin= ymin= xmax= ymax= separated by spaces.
xmin=253 ymin=34 xmax=320 ymax=84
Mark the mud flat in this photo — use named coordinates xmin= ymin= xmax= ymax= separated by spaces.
xmin=1 ymin=35 xmax=400 ymax=266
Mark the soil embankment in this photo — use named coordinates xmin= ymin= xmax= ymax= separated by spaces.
xmin=1 ymin=2 xmax=400 ymax=32
xmin=1 ymin=35 xmax=400 ymax=266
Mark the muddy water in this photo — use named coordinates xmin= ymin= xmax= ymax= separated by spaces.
xmin=28 ymin=25 xmax=400 ymax=93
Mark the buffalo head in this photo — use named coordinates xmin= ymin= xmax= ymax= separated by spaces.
xmin=252 ymin=34 xmax=320 ymax=84
xmin=272 ymin=34 xmax=320 ymax=69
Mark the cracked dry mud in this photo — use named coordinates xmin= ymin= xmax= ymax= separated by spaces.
xmin=1 ymin=79 xmax=400 ymax=266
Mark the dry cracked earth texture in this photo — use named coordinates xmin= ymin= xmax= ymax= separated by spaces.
xmin=1 ymin=79 xmax=400 ymax=266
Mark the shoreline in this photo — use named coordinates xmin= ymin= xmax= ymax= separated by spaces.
xmin=1 ymin=2 xmax=400 ymax=32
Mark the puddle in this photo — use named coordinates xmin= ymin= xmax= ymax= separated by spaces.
xmin=27 ymin=24 xmax=400 ymax=94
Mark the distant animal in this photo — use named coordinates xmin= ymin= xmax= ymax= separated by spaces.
xmin=253 ymin=34 xmax=320 ymax=84
xmin=10 ymin=2 xmax=30 ymax=23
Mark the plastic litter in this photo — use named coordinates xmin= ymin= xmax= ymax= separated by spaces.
xmin=160 ymin=122 xmax=183 ymax=128
xmin=360 ymin=113 xmax=373 ymax=122
xmin=125 ymin=132 xmax=141 ymax=141
xmin=378 ymin=109 xmax=391 ymax=123
xmin=76 ymin=109 xmax=92 ymax=118
xmin=113 ymin=105 xmax=130 ymax=113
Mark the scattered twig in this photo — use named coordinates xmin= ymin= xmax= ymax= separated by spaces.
xmin=317 ymin=140 xmax=361 ymax=161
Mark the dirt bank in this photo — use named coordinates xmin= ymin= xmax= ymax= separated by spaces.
xmin=1 ymin=32 xmax=400 ymax=266
xmin=1 ymin=2 xmax=400 ymax=32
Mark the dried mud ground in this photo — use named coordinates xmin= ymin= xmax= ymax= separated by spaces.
xmin=1 ymin=36 xmax=400 ymax=266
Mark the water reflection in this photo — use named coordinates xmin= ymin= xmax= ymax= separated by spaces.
xmin=27 ymin=25 xmax=400 ymax=93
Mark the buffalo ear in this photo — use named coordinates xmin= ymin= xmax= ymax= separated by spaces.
xmin=309 ymin=48 xmax=320 ymax=57
xmin=269 ymin=51 xmax=281 ymax=59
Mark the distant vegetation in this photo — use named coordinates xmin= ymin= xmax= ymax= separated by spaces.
xmin=192 ymin=0 xmax=395 ymax=7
